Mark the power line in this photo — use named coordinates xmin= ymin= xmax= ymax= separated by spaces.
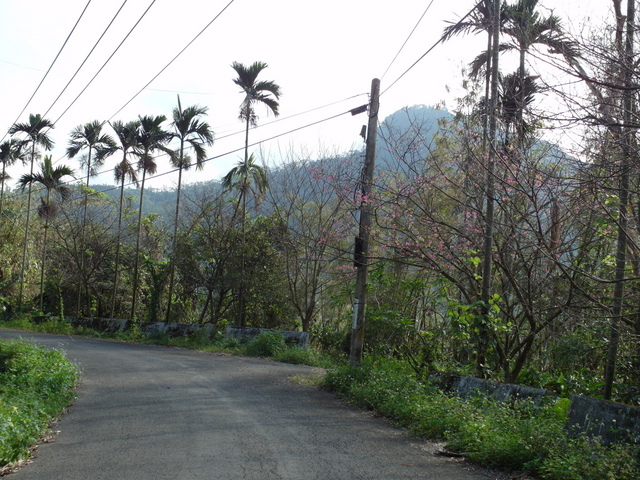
xmin=381 ymin=0 xmax=436 ymax=82
xmin=42 ymin=0 xmax=131 ymax=121
xmin=22 ymin=104 xmax=362 ymax=209
xmin=108 ymin=0 xmax=237 ymax=121
xmin=0 ymin=0 xmax=93 ymax=142
xmin=381 ymin=0 xmax=484 ymax=96
xmin=52 ymin=0 xmax=159 ymax=127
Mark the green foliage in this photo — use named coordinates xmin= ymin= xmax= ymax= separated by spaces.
xmin=540 ymin=437 xmax=639 ymax=480
xmin=0 ymin=339 xmax=78 ymax=465
xmin=245 ymin=331 xmax=286 ymax=357
xmin=322 ymin=358 xmax=640 ymax=480
xmin=274 ymin=347 xmax=321 ymax=366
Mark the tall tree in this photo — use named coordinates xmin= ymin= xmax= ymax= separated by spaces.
xmin=0 ymin=139 xmax=26 ymax=217
xmin=604 ymin=0 xmax=635 ymax=401
xmin=109 ymin=120 xmax=141 ymax=318
xmin=17 ymin=155 xmax=73 ymax=310
xmin=130 ymin=114 xmax=173 ymax=320
xmin=66 ymin=120 xmax=117 ymax=315
xmin=9 ymin=114 xmax=55 ymax=308
xmin=229 ymin=61 xmax=281 ymax=327
xmin=501 ymin=0 xmax=577 ymax=141
xmin=165 ymin=97 xmax=214 ymax=322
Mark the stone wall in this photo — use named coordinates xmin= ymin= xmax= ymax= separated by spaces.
xmin=450 ymin=375 xmax=554 ymax=404
xmin=439 ymin=375 xmax=640 ymax=447
xmin=566 ymin=394 xmax=640 ymax=445
xmin=65 ymin=317 xmax=214 ymax=338
xmin=225 ymin=326 xmax=309 ymax=349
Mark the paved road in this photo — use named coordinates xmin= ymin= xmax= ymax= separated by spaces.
xmin=0 ymin=330 xmax=496 ymax=479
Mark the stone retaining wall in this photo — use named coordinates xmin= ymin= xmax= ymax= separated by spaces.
xmin=450 ymin=375 xmax=554 ymax=404
xmin=439 ymin=375 xmax=640 ymax=447
xmin=566 ymin=394 xmax=640 ymax=445
xmin=225 ymin=326 xmax=309 ymax=349
xmin=65 ymin=317 xmax=214 ymax=338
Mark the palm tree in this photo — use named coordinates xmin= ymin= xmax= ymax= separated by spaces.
xmin=225 ymin=62 xmax=281 ymax=327
xmin=501 ymin=0 xmax=578 ymax=140
xmin=67 ymin=120 xmax=117 ymax=184
xmin=17 ymin=155 xmax=74 ymax=310
xmin=9 ymin=113 xmax=55 ymax=308
xmin=231 ymin=61 xmax=281 ymax=167
xmin=229 ymin=61 xmax=281 ymax=327
xmin=130 ymin=114 xmax=173 ymax=320
xmin=109 ymin=120 xmax=141 ymax=318
xmin=443 ymin=0 xmax=577 ymax=140
xmin=165 ymin=96 xmax=214 ymax=322
xmin=0 ymin=139 xmax=26 ymax=217
xmin=67 ymin=120 xmax=117 ymax=316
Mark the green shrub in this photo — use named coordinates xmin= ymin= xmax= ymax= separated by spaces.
xmin=321 ymin=358 xmax=640 ymax=480
xmin=245 ymin=331 xmax=287 ymax=357
xmin=0 ymin=339 xmax=78 ymax=465
xmin=540 ymin=436 xmax=639 ymax=480
xmin=274 ymin=347 xmax=319 ymax=366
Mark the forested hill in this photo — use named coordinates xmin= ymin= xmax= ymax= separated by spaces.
xmin=91 ymin=105 xmax=452 ymax=218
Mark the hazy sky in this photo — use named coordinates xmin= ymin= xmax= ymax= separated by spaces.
xmin=0 ymin=0 xmax=614 ymax=189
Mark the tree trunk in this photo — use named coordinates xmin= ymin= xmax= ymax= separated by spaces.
xmin=478 ymin=0 xmax=501 ymax=378
xmin=166 ymin=141 xmax=185 ymax=323
xmin=18 ymin=144 xmax=36 ymax=308
xmin=110 ymin=177 xmax=126 ymax=319
xmin=604 ymin=0 xmax=635 ymax=400
xmin=131 ymin=166 xmax=148 ymax=320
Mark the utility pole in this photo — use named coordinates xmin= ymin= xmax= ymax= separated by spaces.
xmin=350 ymin=78 xmax=380 ymax=367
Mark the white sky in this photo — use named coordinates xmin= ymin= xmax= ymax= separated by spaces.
xmin=0 ymin=0 xmax=614 ymax=190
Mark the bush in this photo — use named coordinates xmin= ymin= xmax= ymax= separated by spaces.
xmin=245 ymin=331 xmax=287 ymax=357
xmin=322 ymin=358 xmax=640 ymax=480
xmin=0 ymin=339 xmax=78 ymax=465
xmin=274 ymin=347 xmax=319 ymax=366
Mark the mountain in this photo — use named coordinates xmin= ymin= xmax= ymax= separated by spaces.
xmin=89 ymin=105 xmax=453 ymax=218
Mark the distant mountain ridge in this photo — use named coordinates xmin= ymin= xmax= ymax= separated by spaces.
xmin=91 ymin=105 xmax=453 ymax=217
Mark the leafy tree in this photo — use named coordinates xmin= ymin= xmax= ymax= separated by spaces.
xmin=17 ymin=156 xmax=74 ymax=310
xmin=9 ymin=113 xmax=55 ymax=307
xmin=165 ymin=96 xmax=214 ymax=322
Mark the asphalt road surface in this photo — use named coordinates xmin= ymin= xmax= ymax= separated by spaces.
xmin=0 ymin=330 xmax=498 ymax=480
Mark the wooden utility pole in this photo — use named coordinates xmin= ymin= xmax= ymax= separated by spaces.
xmin=350 ymin=78 xmax=380 ymax=367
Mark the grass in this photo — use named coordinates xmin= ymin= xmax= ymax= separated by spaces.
xmin=322 ymin=357 xmax=640 ymax=480
xmin=0 ymin=316 xmax=329 ymax=368
xmin=0 ymin=339 xmax=78 ymax=466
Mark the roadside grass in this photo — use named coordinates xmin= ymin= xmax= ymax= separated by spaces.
xmin=322 ymin=357 xmax=640 ymax=480
xmin=0 ymin=339 xmax=79 ymax=466
xmin=14 ymin=317 xmax=637 ymax=479
xmin=0 ymin=317 xmax=330 ymax=368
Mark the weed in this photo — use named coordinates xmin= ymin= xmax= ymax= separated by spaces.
xmin=322 ymin=358 xmax=640 ymax=480
xmin=245 ymin=331 xmax=287 ymax=357
xmin=0 ymin=339 xmax=78 ymax=465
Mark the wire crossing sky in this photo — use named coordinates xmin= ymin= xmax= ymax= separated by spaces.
xmin=0 ymin=0 xmax=612 ymax=189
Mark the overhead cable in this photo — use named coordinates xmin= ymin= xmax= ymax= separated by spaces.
xmin=108 ymin=0 xmax=237 ymax=121
xmin=0 ymin=0 xmax=93 ymax=142
xmin=27 ymin=104 xmax=361 ymax=205
xmin=381 ymin=0 xmax=485 ymax=96
xmin=42 ymin=0 xmax=131 ymax=121
xmin=381 ymin=0 xmax=436 ymax=81
xmin=51 ymin=0 xmax=159 ymax=127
